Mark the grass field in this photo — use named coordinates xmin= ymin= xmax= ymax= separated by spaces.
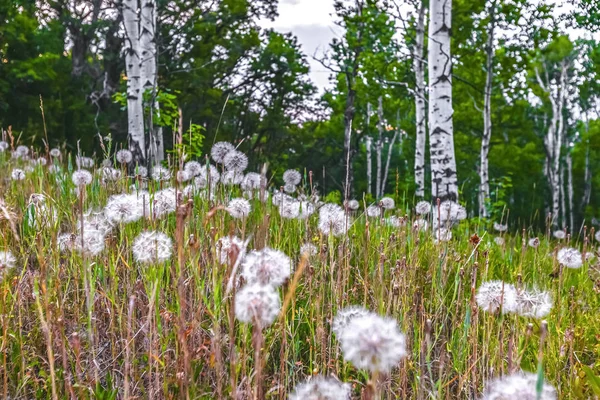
xmin=0 ymin=146 xmax=599 ymax=399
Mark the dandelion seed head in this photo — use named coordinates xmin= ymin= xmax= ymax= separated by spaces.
xmin=234 ymin=284 xmax=280 ymax=328
xmin=132 ymin=231 xmax=172 ymax=264
xmin=116 ymin=149 xmax=133 ymax=163
xmin=345 ymin=199 xmax=360 ymax=211
xmin=211 ymin=141 xmax=235 ymax=164
xmin=0 ymin=251 xmax=16 ymax=270
xmin=49 ymin=148 xmax=61 ymax=157
xmin=436 ymin=200 xmax=467 ymax=223
xmin=494 ymin=222 xmax=508 ymax=232
xmin=27 ymin=194 xmax=57 ymax=228
xmin=481 ymin=371 xmax=556 ymax=400
xmin=0 ymin=141 xmax=8 ymax=152
xmin=379 ymin=197 xmax=395 ymax=209
xmin=595 ymin=230 xmax=600 ymax=243
xmin=556 ymin=247 xmax=582 ymax=269
xmin=35 ymin=157 xmax=47 ymax=166
xmin=338 ymin=313 xmax=407 ymax=372
xmin=289 ymin=376 xmax=351 ymax=400
xmin=553 ymin=230 xmax=566 ymax=239
xmin=528 ymin=238 xmax=540 ymax=248
xmin=435 ymin=228 xmax=452 ymax=242
xmin=516 ymin=289 xmax=552 ymax=318
xmin=272 ymin=191 xmax=293 ymax=207
xmin=332 ymin=306 xmax=370 ymax=336
xmin=15 ymin=145 xmax=29 ymax=157
xmin=318 ymin=204 xmax=349 ymax=236
xmin=72 ymin=170 xmax=93 ymax=186
xmin=278 ymin=200 xmax=300 ymax=219
xmin=176 ymin=170 xmax=191 ymax=183
xmin=215 ymin=236 xmax=245 ymax=265
xmin=182 ymin=161 xmax=202 ymax=177
xmin=104 ymin=194 xmax=143 ymax=224
xmin=79 ymin=211 xmax=114 ymax=235
xmin=152 ymin=188 xmax=177 ymax=218
xmin=366 ymin=205 xmax=381 ymax=218
xmin=415 ymin=201 xmax=431 ymax=215
xmin=299 ymin=243 xmax=318 ymax=257
xmin=151 ymin=165 xmax=171 ymax=181
xmin=476 ymin=281 xmax=518 ymax=314
xmin=227 ymin=198 xmax=251 ymax=219
xmin=494 ymin=237 xmax=505 ymax=246
xmin=100 ymin=167 xmax=121 ymax=183
xmin=283 ymin=169 xmax=302 ymax=186
xmin=297 ymin=201 xmax=315 ymax=219
xmin=221 ymin=170 xmax=244 ymax=186
xmin=11 ymin=169 xmax=25 ymax=181
xmin=413 ymin=219 xmax=429 ymax=231
xmin=76 ymin=156 xmax=94 ymax=169
xmin=223 ymin=150 xmax=248 ymax=172
xmin=134 ymin=165 xmax=148 ymax=178
xmin=241 ymin=172 xmax=265 ymax=191
xmin=386 ymin=216 xmax=404 ymax=228
xmin=283 ymin=183 xmax=297 ymax=194
xmin=72 ymin=229 xmax=106 ymax=256
xmin=242 ymin=247 xmax=292 ymax=287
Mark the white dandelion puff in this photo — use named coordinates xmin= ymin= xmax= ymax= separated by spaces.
xmin=415 ymin=201 xmax=431 ymax=215
xmin=151 ymin=188 xmax=177 ymax=218
xmin=221 ymin=170 xmax=244 ymax=186
xmin=528 ymin=237 xmax=540 ymax=248
xmin=234 ymin=284 xmax=280 ymax=328
xmin=0 ymin=141 xmax=9 ymax=152
xmin=215 ymin=236 xmax=245 ymax=265
xmin=289 ymin=376 xmax=351 ymax=400
xmin=318 ymin=204 xmax=349 ymax=236
xmin=494 ymin=237 xmax=505 ymax=246
xmin=211 ymin=141 xmax=235 ymax=164
xmin=476 ymin=281 xmax=518 ymax=314
xmin=72 ymin=170 xmax=93 ymax=186
xmin=151 ymin=165 xmax=171 ymax=181
xmin=272 ymin=191 xmax=293 ymax=207
xmin=76 ymin=156 xmax=94 ymax=169
xmin=116 ymin=149 xmax=133 ymax=164
xmin=27 ymin=194 xmax=57 ymax=228
xmin=15 ymin=145 xmax=29 ymax=157
xmin=100 ymin=167 xmax=121 ymax=183
xmin=132 ymin=231 xmax=172 ymax=264
xmin=480 ymin=371 xmax=557 ymax=400
xmin=366 ymin=204 xmax=381 ymax=218
xmin=516 ymin=289 xmax=552 ymax=318
xmin=595 ymin=230 xmax=600 ymax=243
xmin=0 ymin=251 xmax=16 ymax=270
xmin=435 ymin=200 xmax=467 ymax=224
xmin=227 ymin=198 xmax=251 ymax=219
xmin=278 ymin=200 xmax=300 ymax=219
xmin=223 ymin=150 xmax=248 ymax=172
xmin=176 ymin=170 xmax=191 ymax=183
xmin=183 ymin=161 xmax=202 ymax=177
xmin=283 ymin=183 xmax=297 ymax=194
xmin=242 ymin=247 xmax=292 ymax=287
xmin=104 ymin=194 xmax=143 ymax=224
xmin=241 ymin=172 xmax=265 ymax=191
xmin=435 ymin=228 xmax=452 ymax=242
xmin=345 ymin=199 xmax=360 ymax=211
xmin=386 ymin=216 xmax=404 ymax=228
xmin=553 ymin=230 xmax=566 ymax=239
xmin=494 ymin=222 xmax=508 ymax=232
xmin=79 ymin=211 xmax=114 ymax=235
xmin=134 ymin=165 xmax=148 ymax=178
xmin=299 ymin=243 xmax=318 ymax=257
xmin=283 ymin=169 xmax=302 ymax=186
xmin=72 ymin=229 xmax=106 ymax=256
xmin=49 ymin=148 xmax=61 ymax=158
xmin=11 ymin=169 xmax=25 ymax=181
xmin=556 ymin=247 xmax=582 ymax=269
xmin=332 ymin=306 xmax=371 ymax=337
xmin=379 ymin=197 xmax=395 ymax=210
xmin=413 ymin=219 xmax=429 ymax=231
xmin=338 ymin=313 xmax=407 ymax=372
xmin=297 ymin=201 xmax=315 ymax=219
xmin=35 ymin=157 xmax=47 ymax=166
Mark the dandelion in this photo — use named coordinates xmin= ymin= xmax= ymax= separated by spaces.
xmin=57 ymin=233 xmax=77 ymax=252
xmin=151 ymin=188 xmax=177 ymax=218
xmin=297 ymin=201 xmax=315 ymax=219
xmin=216 ymin=236 xmax=245 ymax=265
xmin=435 ymin=228 xmax=452 ymax=242
xmin=379 ymin=197 xmax=395 ymax=210
xmin=386 ymin=216 xmax=403 ymax=228
xmin=476 ymin=281 xmax=518 ymax=314
xmin=436 ymin=200 xmax=467 ymax=224
xmin=595 ymin=230 xmax=600 ymax=243
xmin=242 ymin=247 xmax=292 ymax=287
xmin=223 ymin=150 xmax=248 ymax=172
xmin=366 ymin=205 xmax=381 ymax=218
xmin=332 ymin=306 xmax=371 ymax=336
xmin=480 ymin=371 xmax=557 ymax=400
xmin=116 ymin=149 xmax=133 ymax=164
xmin=553 ymin=230 xmax=566 ymax=240
xmin=289 ymin=375 xmax=352 ymax=400
xmin=48 ymin=165 xmax=61 ymax=174
xmin=49 ymin=148 xmax=61 ymax=158
xmin=72 ymin=170 xmax=93 ymax=186
xmin=516 ymin=289 xmax=552 ymax=318
xmin=11 ymin=169 xmax=25 ymax=181
xmin=134 ymin=165 xmax=148 ymax=178
xmin=221 ymin=170 xmax=244 ymax=185
xmin=100 ymin=167 xmax=121 ymax=183
xmin=300 ymin=243 xmax=318 ymax=257
xmin=413 ymin=218 xmax=429 ymax=231
xmin=0 ymin=251 xmax=16 ymax=269
xmin=338 ymin=313 xmax=407 ymax=372
xmin=556 ymin=247 xmax=582 ymax=269
xmin=0 ymin=141 xmax=8 ymax=152
xmin=27 ymin=194 xmax=57 ymax=228
xmin=183 ymin=161 xmax=202 ymax=177
xmin=227 ymin=198 xmax=251 ymax=219
xmin=151 ymin=165 xmax=171 ymax=181
xmin=211 ymin=141 xmax=235 ymax=164
xmin=132 ymin=231 xmax=172 ymax=264
xmin=283 ymin=183 xmax=297 ymax=194
xmin=76 ymin=156 xmax=94 ymax=169
xmin=345 ymin=199 xmax=360 ymax=211
xmin=283 ymin=169 xmax=302 ymax=186
xmin=79 ymin=211 xmax=115 ymax=235
xmin=104 ymin=194 xmax=143 ymax=224
xmin=278 ymin=200 xmax=300 ymax=219
xmin=415 ymin=200 xmax=431 ymax=215
xmin=234 ymin=284 xmax=280 ymax=328
xmin=528 ymin=237 xmax=540 ymax=248
xmin=72 ymin=229 xmax=106 ymax=256
xmin=176 ymin=170 xmax=191 ymax=183
xmin=494 ymin=237 xmax=505 ymax=246
xmin=494 ymin=222 xmax=508 ymax=232
xmin=272 ymin=191 xmax=293 ymax=207
xmin=241 ymin=172 xmax=264 ymax=191
xmin=318 ymin=204 xmax=349 ymax=237
xmin=35 ymin=157 xmax=47 ymax=166
xmin=198 ymin=164 xmax=220 ymax=186
xmin=15 ymin=145 xmax=29 ymax=157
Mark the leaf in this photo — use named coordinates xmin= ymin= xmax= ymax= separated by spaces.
xmin=582 ymin=365 xmax=600 ymax=396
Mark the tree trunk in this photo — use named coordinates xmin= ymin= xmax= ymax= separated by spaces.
xmin=123 ymin=0 xmax=146 ymax=164
xmin=382 ymin=129 xmax=400 ymax=197
xmin=567 ymin=150 xmax=574 ymax=233
xmin=366 ymin=136 xmax=373 ymax=196
xmin=560 ymin=163 xmax=566 ymax=229
xmin=582 ymin=121 xmax=591 ymax=210
xmin=343 ymin=74 xmax=356 ymax=201
xmin=414 ymin=0 xmax=427 ymax=199
xmin=428 ymin=0 xmax=458 ymax=202
xmin=376 ymin=96 xmax=384 ymax=198
xmin=479 ymin=0 xmax=496 ymax=218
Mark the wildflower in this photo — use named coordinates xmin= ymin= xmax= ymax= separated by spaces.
xmin=183 ymin=161 xmax=202 ymax=177
xmin=227 ymin=198 xmax=251 ymax=219
xmin=0 ymin=251 xmax=16 ymax=269
xmin=494 ymin=237 xmax=505 ymax=246
xmin=57 ymin=233 xmax=77 ymax=252
xmin=494 ymin=222 xmax=508 ymax=232
xmin=11 ymin=169 xmax=25 ymax=181
xmin=297 ymin=201 xmax=315 ymax=219
xmin=528 ymin=237 xmax=540 ymax=248
xmin=476 ymin=281 xmax=518 ymax=314
xmin=345 ymin=199 xmax=360 ymax=211
xmin=242 ymin=247 xmax=292 ymax=287
xmin=132 ymin=231 xmax=172 ymax=264
xmin=415 ymin=201 xmax=431 ymax=215
xmin=595 ymin=230 xmax=600 ymax=243
xmin=198 ymin=164 xmax=220 ymax=187
xmin=272 ymin=191 xmax=293 ymax=207
xmin=0 ymin=141 xmax=8 ymax=151
xmin=79 ymin=211 xmax=114 ymax=235
xmin=35 ymin=157 xmax=47 ymax=166
xmin=278 ymin=199 xmax=300 ymax=219
xmin=553 ymin=230 xmax=566 ymax=240
xmin=223 ymin=150 xmax=248 ymax=172
xmin=134 ymin=165 xmax=148 ymax=178
xmin=556 ymin=247 xmax=582 ymax=269
xmin=379 ymin=197 xmax=395 ymax=210
xmin=435 ymin=228 xmax=452 ymax=242
xmin=72 ymin=229 xmax=106 ymax=256
xmin=435 ymin=200 xmax=467 ymax=224
xmin=27 ymin=194 xmax=57 ymax=228
xmin=318 ymin=204 xmax=349 ymax=237
xmin=413 ymin=219 xmax=428 ymax=231
xmin=366 ymin=205 xmax=381 ymax=218
xmin=516 ymin=289 xmax=552 ymax=318
xmin=338 ymin=313 xmax=407 ymax=372
xmin=289 ymin=375 xmax=351 ymax=400
xmin=480 ymin=371 xmax=557 ymax=400
xmin=100 ymin=167 xmax=121 ymax=183
xmin=386 ymin=216 xmax=403 ymax=228
xmin=332 ymin=306 xmax=370 ymax=336
xmin=283 ymin=169 xmax=302 ymax=186
xmin=116 ymin=149 xmax=133 ymax=164
xmin=176 ymin=170 xmax=191 ymax=183
xmin=283 ymin=183 xmax=297 ymax=194
xmin=151 ymin=188 xmax=177 ymax=218
xmin=49 ymin=148 xmax=61 ymax=158
xmin=300 ymin=243 xmax=318 ymax=257
xmin=72 ymin=170 xmax=93 ymax=186
xmin=221 ymin=170 xmax=244 ymax=186
xmin=76 ymin=156 xmax=94 ymax=169
xmin=241 ymin=172 xmax=265 ymax=191
xmin=216 ymin=236 xmax=245 ymax=265
xmin=15 ymin=145 xmax=29 ymax=157
xmin=48 ymin=165 xmax=62 ymax=174
xmin=104 ymin=194 xmax=143 ymax=224
xmin=211 ymin=141 xmax=235 ymax=164
xmin=234 ymin=284 xmax=280 ymax=328
xmin=151 ymin=165 xmax=171 ymax=181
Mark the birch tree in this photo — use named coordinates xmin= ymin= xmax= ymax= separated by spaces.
xmin=375 ymin=96 xmax=384 ymax=198
xmin=428 ymin=0 xmax=458 ymax=201
xmin=413 ymin=0 xmax=427 ymax=199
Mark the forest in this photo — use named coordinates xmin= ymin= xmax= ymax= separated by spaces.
xmin=2 ymin=0 xmax=600 ymax=229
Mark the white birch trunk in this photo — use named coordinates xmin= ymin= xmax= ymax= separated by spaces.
xmin=479 ymin=0 xmax=496 ymax=218
xmin=376 ymin=96 xmax=384 ymax=198
xmin=382 ymin=129 xmax=400 ymax=197
xmin=366 ymin=136 xmax=373 ymax=196
xmin=566 ymin=150 xmax=574 ymax=233
xmin=428 ymin=0 xmax=458 ymax=201
xmin=414 ymin=0 xmax=427 ymax=199
xmin=560 ymin=163 xmax=566 ymax=229
xmin=582 ymin=132 xmax=591 ymax=209
xmin=123 ymin=0 xmax=146 ymax=163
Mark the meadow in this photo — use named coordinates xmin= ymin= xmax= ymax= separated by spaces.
xmin=0 ymin=141 xmax=598 ymax=399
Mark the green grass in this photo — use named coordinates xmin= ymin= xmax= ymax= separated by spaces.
xmin=0 ymin=152 xmax=599 ymax=399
